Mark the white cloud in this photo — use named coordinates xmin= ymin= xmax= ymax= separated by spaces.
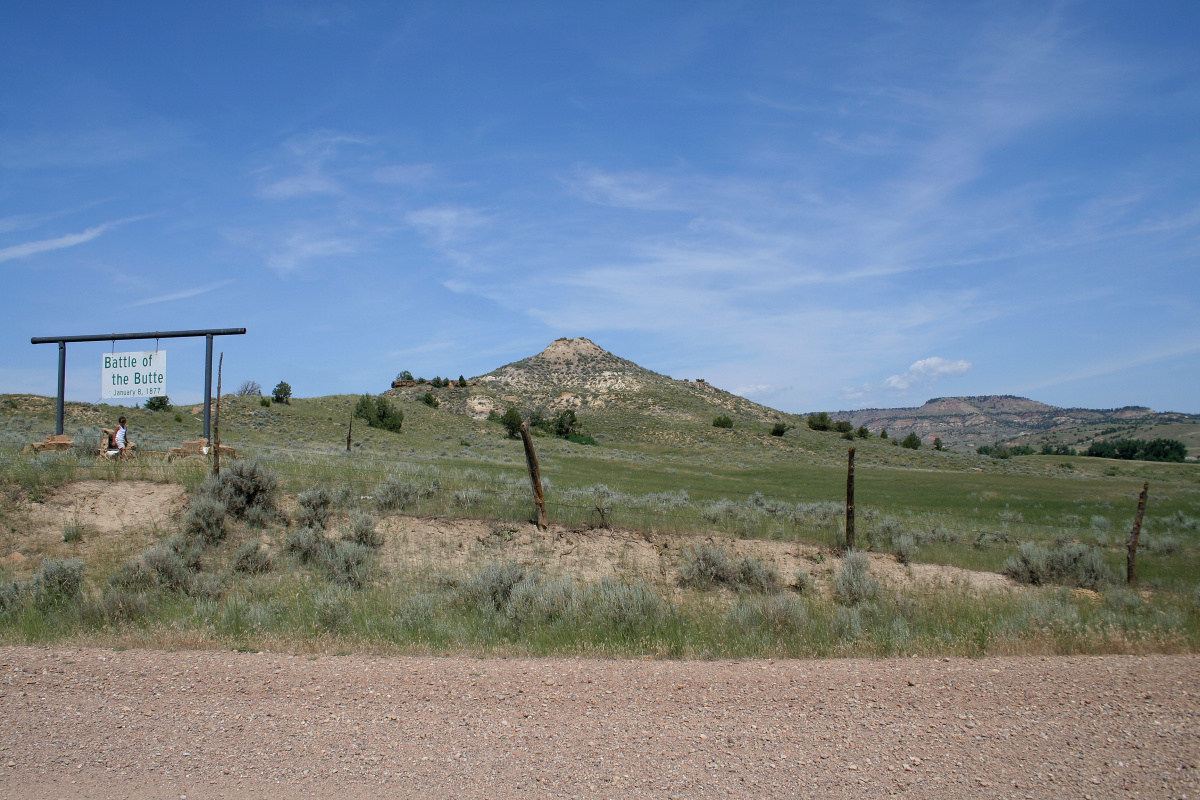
xmin=264 ymin=232 xmax=362 ymax=274
xmin=129 ymin=280 xmax=235 ymax=307
xmin=258 ymin=173 xmax=342 ymax=199
xmin=567 ymin=168 xmax=676 ymax=210
xmin=0 ymin=217 xmax=140 ymax=264
xmin=405 ymin=205 xmax=487 ymax=244
xmin=733 ymin=384 xmax=772 ymax=399
xmin=883 ymin=357 xmax=972 ymax=391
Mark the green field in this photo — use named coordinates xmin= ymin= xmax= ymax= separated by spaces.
xmin=1 ymin=391 xmax=1197 ymax=658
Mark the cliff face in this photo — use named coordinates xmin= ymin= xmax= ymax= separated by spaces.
xmin=836 ymin=396 xmax=1191 ymax=448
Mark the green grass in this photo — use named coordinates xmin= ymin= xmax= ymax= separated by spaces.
xmin=1 ymin=390 xmax=1198 ymax=657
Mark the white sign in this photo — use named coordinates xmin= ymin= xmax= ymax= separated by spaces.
xmin=101 ymin=351 xmax=167 ymax=399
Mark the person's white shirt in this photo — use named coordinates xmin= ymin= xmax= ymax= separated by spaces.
xmin=114 ymin=426 xmax=126 ymax=449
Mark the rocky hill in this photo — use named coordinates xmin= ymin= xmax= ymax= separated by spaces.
xmin=386 ymin=337 xmax=798 ymax=433
xmin=835 ymin=396 xmax=1200 ymax=453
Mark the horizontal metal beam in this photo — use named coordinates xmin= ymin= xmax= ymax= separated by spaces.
xmin=31 ymin=328 xmax=246 ymax=345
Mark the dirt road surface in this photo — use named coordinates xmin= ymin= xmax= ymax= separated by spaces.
xmin=2 ymin=647 xmax=1197 ymax=799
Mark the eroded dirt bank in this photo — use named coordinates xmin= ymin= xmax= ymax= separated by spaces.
xmin=2 ymin=647 xmax=1197 ymax=800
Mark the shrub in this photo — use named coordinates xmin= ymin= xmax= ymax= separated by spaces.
xmin=506 ymin=574 xmax=576 ymax=627
xmin=318 ymin=541 xmax=374 ymax=587
xmin=259 ymin=397 xmax=271 ymax=407
xmin=31 ymin=558 xmax=84 ymax=607
xmin=145 ymin=395 xmax=170 ymax=412
xmin=500 ymin=408 xmax=523 ymax=439
xmin=461 ymin=561 xmax=527 ymax=611
xmin=458 ymin=375 xmax=467 ymax=387
xmin=314 ymin=586 xmax=352 ymax=631
xmin=806 ymin=412 xmax=832 ymax=431
xmin=769 ymin=423 xmax=788 ymax=437
xmin=174 ymin=413 xmax=183 ymax=423
xmin=727 ymin=593 xmax=807 ymax=635
xmin=452 ymin=488 xmax=482 ymax=509
xmin=143 ymin=545 xmax=195 ymax=592
xmin=553 ymin=410 xmax=580 ymax=438
xmin=272 ymin=381 xmax=292 ymax=404
xmin=344 ymin=511 xmax=383 ymax=549
xmin=283 ymin=527 xmax=333 ymax=566
xmin=203 ymin=459 xmax=279 ymax=520
xmin=422 ymin=391 xmax=440 ymax=408
xmin=566 ymin=434 xmax=598 ymax=446
xmin=900 ymin=433 xmax=922 ymax=450
xmin=577 ymin=579 xmax=665 ymax=632
xmin=375 ymin=477 xmax=433 ymax=511
xmin=856 ymin=426 xmax=870 ymax=439
xmin=712 ymin=416 xmax=734 ymax=429
xmin=933 ymin=437 xmax=943 ymax=451
xmin=101 ymin=588 xmax=148 ymax=621
xmin=236 ymin=381 xmax=262 ymax=397
xmin=0 ymin=581 xmax=26 ymax=613
xmin=62 ymin=522 xmax=85 ymax=543
xmin=879 ymin=429 xmax=888 ymax=440
xmin=186 ymin=573 xmax=225 ymax=600
xmin=107 ymin=561 xmax=156 ymax=592
xmin=354 ymin=395 xmax=403 ymax=433
xmin=833 ymin=420 xmax=853 ymax=434
xmin=1002 ymin=542 xmax=1049 ymax=586
xmin=893 ymin=534 xmax=917 ymax=565
xmin=832 ymin=551 xmax=878 ymax=605
xmin=793 ymin=569 xmax=813 ymax=593
xmin=1045 ymin=542 xmax=1114 ymax=590
xmin=296 ymin=487 xmax=332 ymax=530
xmin=678 ymin=543 xmax=779 ymax=593
xmin=232 ymin=542 xmax=272 ymax=575
xmin=182 ymin=496 xmax=228 ymax=544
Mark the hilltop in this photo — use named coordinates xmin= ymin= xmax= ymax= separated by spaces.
xmin=387 ymin=337 xmax=799 ymax=437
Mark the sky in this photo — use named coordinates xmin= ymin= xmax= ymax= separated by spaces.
xmin=2 ymin=2 xmax=1198 ymax=413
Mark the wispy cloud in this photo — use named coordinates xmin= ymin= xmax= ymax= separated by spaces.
xmin=405 ymin=205 xmax=488 ymax=245
xmin=265 ymin=232 xmax=363 ymax=274
xmin=129 ymin=280 xmax=235 ymax=307
xmin=882 ymin=357 xmax=972 ymax=391
xmin=0 ymin=217 xmax=141 ymax=264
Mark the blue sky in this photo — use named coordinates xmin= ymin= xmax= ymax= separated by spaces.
xmin=2 ymin=2 xmax=1198 ymax=413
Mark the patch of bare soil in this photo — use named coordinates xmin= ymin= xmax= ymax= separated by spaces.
xmin=2 ymin=646 xmax=1196 ymax=800
xmin=378 ymin=516 xmax=1016 ymax=596
xmin=2 ymin=480 xmax=186 ymax=578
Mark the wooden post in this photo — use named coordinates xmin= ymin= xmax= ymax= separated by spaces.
xmin=212 ymin=352 xmax=223 ymax=477
xmin=520 ymin=420 xmax=548 ymax=530
xmin=347 ymin=412 xmax=353 ymax=452
xmin=1127 ymin=481 xmax=1149 ymax=585
xmin=845 ymin=446 xmax=856 ymax=550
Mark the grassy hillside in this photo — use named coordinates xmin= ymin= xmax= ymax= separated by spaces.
xmin=2 ymin=383 xmax=1198 ymax=658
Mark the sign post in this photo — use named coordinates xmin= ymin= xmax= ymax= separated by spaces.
xmin=31 ymin=328 xmax=246 ymax=439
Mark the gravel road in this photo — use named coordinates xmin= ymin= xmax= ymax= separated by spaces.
xmin=2 ymin=647 xmax=1197 ymax=799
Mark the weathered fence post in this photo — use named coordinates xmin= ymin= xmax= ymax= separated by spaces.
xmin=520 ymin=420 xmax=548 ymax=530
xmin=1127 ymin=481 xmax=1149 ymax=585
xmin=845 ymin=446 xmax=856 ymax=550
xmin=346 ymin=412 xmax=353 ymax=452
xmin=212 ymin=352 xmax=223 ymax=478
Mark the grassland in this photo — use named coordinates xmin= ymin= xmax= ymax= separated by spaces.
xmin=1 ymin=390 xmax=1197 ymax=658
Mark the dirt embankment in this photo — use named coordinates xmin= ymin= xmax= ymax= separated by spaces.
xmin=7 ymin=480 xmax=1014 ymax=597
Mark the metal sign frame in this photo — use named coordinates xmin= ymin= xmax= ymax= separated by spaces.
xmin=31 ymin=328 xmax=247 ymax=440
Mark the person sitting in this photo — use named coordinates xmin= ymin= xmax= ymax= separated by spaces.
xmin=101 ymin=417 xmax=132 ymax=458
